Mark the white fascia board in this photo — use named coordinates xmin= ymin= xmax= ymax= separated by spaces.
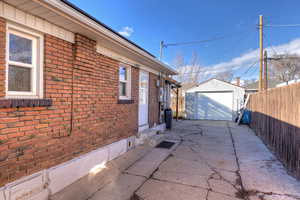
xmin=96 ymin=44 xmax=160 ymax=75
xmin=35 ymin=0 xmax=177 ymax=75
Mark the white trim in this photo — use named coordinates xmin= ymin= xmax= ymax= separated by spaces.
xmin=119 ymin=65 xmax=131 ymax=100
xmin=138 ymin=70 xmax=149 ymax=127
xmin=0 ymin=1 xmax=74 ymax=43
xmin=6 ymin=23 xmax=44 ymax=99
xmin=0 ymin=136 xmax=138 ymax=200
xmin=96 ymin=44 xmax=160 ymax=76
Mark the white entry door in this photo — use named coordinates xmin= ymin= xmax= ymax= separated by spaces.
xmin=138 ymin=70 xmax=149 ymax=130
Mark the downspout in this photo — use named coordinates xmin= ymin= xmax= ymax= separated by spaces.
xmin=158 ymin=72 xmax=162 ymax=124
xmin=69 ymin=41 xmax=76 ymax=136
xmin=176 ymin=87 xmax=179 ymax=121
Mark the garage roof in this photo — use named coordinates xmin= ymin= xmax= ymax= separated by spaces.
xmin=197 ymin=78 xmax=244 ymax=89
xmin=186 ymin=78 xmax=245 ymax=93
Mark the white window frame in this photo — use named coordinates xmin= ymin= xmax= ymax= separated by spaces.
xmin=6 ymin=23 xmax=44 ymax=99
xmin=119 ymin=65 xmax=131 ymax=100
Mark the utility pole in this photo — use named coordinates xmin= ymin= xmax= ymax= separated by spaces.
xmin=259 ymin=15 xmax=264 ymax=92
xmin=159 ymin=41 xmax=164 ymax=60
xmin=264 ymin=50 xmax=268 ymax=90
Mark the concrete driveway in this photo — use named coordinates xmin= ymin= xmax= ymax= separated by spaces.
xmin=135 ymin=120 xmax=300 ymax=200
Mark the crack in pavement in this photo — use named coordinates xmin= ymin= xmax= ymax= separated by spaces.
xmin=150 ymin=176 xmax=241 ymax=200
xmin=226 ymin=122 xmax=249 ymax=200
xmin=188 ymin=144 xmax=245 ymax=199
xmin=133 ymin=122 xmax=300 ymax=200
xmin=179 ymin=124 xmax=245 ymax=200
xmin=130 ymin=141 xmax=182 ymax=200
xmin=227 ymin=124 xmax=300 ymax=200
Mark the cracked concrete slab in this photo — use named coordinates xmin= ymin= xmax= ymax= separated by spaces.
xmin=209 ymin=179 xmax=240 ymax=196
xmin=153 ymin=170 xmax=209 ymax=189
xmin=153 ymin=156 xmax=213 ymax=188
xmin=124 ymin=148 xmax=171 ymax=178
xmin=89 ymin=173 xmax=146 ymax=200
xmin=135 ymin=120 xmax=300 ymax=200
xmin=156 ymin=156 xmax=213 ymax=176
xmin=230 ymin=124 xmax=300 ymax=199
xmin=64 ymin=120 xmax=300 ymax=200
xmin=134 ymin=179 xmax=208 ymax=200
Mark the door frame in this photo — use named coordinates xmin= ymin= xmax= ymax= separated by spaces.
xmin=138 ymin=70 xmax=149 ymax=132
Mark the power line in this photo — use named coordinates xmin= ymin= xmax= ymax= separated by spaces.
xmin=242 ymin=60 xmax=260 ymax=75
xmin=163 ymin=35 xmax=230 ymax=47
xmin=262 ymin=32 xmax=278 ymax=55
xmin=248 ymin=65 xmax=259 ymax=77
xmin=174 ymin=59 xmax=260 ymax=76
xmin=163 ymin=29 xmax=254 ymax=48
xmin=264 ymin=24 xmax=300 ymax=28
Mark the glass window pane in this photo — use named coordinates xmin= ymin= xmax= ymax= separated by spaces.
xmin=9 ymin=33 xmax=32 ymax=64
xmin=119 ymin=82 xmax=127 ymax=96
xmin=8 ymin=65 xmax=31 ymax=92
xmin=119 ymin=66 xmax=127 ymax=81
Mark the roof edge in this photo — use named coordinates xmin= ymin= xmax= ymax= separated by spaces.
xmin=60 ymin=0 xmax=156 ymax=58
xmin=37 ymin=0 xmax=177 ymax=75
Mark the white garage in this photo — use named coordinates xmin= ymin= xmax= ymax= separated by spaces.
xmin=185 ymin=79 xmax=245 ymax=121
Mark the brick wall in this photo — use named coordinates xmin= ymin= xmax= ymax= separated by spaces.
xmin=149 ymin=73 xmax=160 ymax=127
xmin=0 ymin=18 xmax=139 ymax=186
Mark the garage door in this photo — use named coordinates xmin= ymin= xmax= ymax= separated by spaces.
xmin=187 ymin=91 xmax=233 ymax=121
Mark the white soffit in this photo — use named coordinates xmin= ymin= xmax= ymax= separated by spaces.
xmin=0 ymin=1 xmax=74 ymax=43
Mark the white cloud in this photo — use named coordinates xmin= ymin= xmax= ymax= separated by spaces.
xmin=163 ymin=61 xmax=170 ymax=65
xmin=118 ymin=26 xmax=134 ymax=37
xmin=176 ymin=38 xmax=300 ymax=81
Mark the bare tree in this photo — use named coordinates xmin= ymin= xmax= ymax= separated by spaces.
xmin=215 ymin=70 xmax=234 ymax=82
xmin=189 ymin=51 xmax=201 ymax=84
xmin=173 ymin=52 xmax=186 ymax=83
xmin=173 ymin=51 xmax=201 ymax=85
xmin=269 ymin=53 xmax=300 ymax=83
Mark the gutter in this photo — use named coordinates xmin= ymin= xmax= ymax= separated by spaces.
xmin=35 ymin=0 xmax=177 ymax=75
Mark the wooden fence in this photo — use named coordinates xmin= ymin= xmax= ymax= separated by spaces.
xmin=247 ymin=83 xmax=300 ymax=179
xmin=171 ymin=96 xmax=185 ymax=118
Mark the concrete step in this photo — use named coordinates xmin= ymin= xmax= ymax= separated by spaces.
xmin=136 ymin=129 xmax=166 ymax=147
xmin=135 ymin=124 xmax=166 ymax=146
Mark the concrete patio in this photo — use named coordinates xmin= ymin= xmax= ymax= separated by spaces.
xmin=53 ymin=120 xmax=300 ymax=200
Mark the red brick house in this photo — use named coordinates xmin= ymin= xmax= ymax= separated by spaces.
xmin=0 ymin=0 xmax=177 ymax=199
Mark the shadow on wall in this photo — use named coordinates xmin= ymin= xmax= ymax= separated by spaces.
xmin=250 ymin=111 xmax=300 ymax=180
xmin=185 ymin=93 xmax=232 ymax=120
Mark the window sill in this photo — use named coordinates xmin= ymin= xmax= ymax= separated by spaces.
xmin=0 ymin=99 xmax=52 ymax=108
xmin=117 ymin=99 xmax=134 ymax=104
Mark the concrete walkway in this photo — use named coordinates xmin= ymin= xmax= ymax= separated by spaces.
xmin=55 ymin=120 xmax=300 ymax=200
xmin=134 ymin=120 xmax=300 ymax=200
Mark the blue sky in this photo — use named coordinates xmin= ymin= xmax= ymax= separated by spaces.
xmin=69 ymin=0 xmax=300 ymax=80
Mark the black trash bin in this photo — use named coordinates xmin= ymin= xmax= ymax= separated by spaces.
xmin=165 ymin=108 xmax=173 ymax=129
